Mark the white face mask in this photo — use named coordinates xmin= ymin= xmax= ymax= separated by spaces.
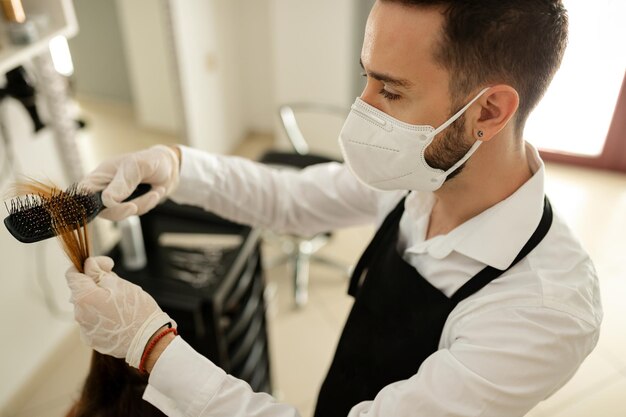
xmin=339 ymin=88 xmax=489 ymax=191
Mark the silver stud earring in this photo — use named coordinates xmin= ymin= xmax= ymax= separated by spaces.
xmin=476 ymin=130 xmax=484 ymax=139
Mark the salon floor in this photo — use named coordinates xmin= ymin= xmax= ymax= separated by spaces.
xmin=4 ymin=96 xmax=626 ymax=417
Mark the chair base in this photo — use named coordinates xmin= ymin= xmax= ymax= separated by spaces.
xmin=263 ymin=231 xmax=351 ymax=307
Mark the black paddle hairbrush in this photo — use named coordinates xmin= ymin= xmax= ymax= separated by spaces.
xmin=3 ymin=183 xmax=151 ymax=243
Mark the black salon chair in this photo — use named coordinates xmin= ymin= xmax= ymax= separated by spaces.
xmin=259 ymin=102 xmax=351 ymax=307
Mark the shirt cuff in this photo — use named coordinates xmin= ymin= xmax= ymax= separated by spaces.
xmin=169 ymin=145 xmax=220 ymax=207
xmin=143 ymin=336 xmax=227 ymax=417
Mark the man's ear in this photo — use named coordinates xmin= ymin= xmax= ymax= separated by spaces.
xmin=470 ymin=85 xmax=519 ymax=142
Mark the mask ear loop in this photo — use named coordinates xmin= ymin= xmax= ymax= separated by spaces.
xmin=443 ymin=141 xmax=482 ymax=176
xmin=431 ymin=87 xmax=491 ymax=137
xmin=430 ymin=87 xmax=491 ymax=176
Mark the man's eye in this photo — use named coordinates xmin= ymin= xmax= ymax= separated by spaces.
xmin=379 ymin=88 xmax=401 ymax=101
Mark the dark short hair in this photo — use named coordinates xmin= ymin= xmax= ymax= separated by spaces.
xmin=381 ymin=0 xmax=568 ymax=133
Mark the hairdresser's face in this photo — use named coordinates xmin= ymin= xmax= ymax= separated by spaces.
xmin=361 ymin=2 xmax=473 ymax=171
xmin=361 ymin=2 xmax=450 ymax=122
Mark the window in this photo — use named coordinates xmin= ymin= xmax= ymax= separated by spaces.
xmin=524 ymin=0 xmax=626 ymax=172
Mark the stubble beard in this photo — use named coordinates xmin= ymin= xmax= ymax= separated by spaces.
xmin=423 ymin=113 xmax=472 ymax=182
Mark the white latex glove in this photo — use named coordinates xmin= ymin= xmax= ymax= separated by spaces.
xmin=65 ymin=256 xmax=176 ymax=368
xmin=80 ymin=145 xmax=180 ymax=221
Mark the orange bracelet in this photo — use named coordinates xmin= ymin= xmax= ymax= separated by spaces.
xmin=139 ymin=327 xmax=178 ymax=374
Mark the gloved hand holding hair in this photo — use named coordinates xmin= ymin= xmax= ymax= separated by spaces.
xmin=65 ymin=256 xmax=176 ymax=368
xmin=80 ymin=145 xmax=181 ymax=221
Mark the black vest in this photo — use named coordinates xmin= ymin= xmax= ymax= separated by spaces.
xmin=314 ymin=195 xmax=553 ymax=417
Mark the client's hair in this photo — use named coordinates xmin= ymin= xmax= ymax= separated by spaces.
xmin=66 ymin=353 xmax=165 ymax=417
xmin=10 ymin=180 xmax=165 ymax=417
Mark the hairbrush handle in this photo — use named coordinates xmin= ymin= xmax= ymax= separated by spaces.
xmin=111 ymin=183 xmax=153 ymax=205
xmin=93 ymin=182 xmax=153 ymax=214
xmin=4 ymin=183 xmax=153 ymax=244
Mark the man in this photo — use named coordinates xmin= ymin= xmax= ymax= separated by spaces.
xmin=65 ymin=1 xmax=602 ymax=416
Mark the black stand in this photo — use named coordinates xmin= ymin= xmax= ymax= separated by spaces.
xmin=108 ymin=200 xmax=272 ymax=393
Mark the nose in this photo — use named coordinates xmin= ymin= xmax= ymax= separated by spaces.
xmin=359 ymin=79 xmax=383 ymax=111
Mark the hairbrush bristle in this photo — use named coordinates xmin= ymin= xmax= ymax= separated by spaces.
xmin=5 ymin=194 xmax=54 ymax=241
xmin=6 ymin=194 xmax=44 ymax=214
xmin=4 ymin=181 xmax=101 ymax=245
xmin=7 ymin=179 xmax=92 ymax=272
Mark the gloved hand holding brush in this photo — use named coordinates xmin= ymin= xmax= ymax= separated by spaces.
xmin=80 ymin=145 xmax=181 ymax=221
xmin=66 ymin=255 xmax=176 ymax=369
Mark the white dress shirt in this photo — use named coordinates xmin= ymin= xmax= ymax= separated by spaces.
xmin=143 ymin=143 xmax=602 ymax=417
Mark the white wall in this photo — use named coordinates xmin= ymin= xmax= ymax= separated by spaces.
xmin=66 ymin=0 xmax=360 ymax=155
xmin=353 ymin=0 xmax=376 ymax=98
xmin=68 ymin=0 xmax=133 ymax=102
xmin=268 ymin=0 xmax=357 ymax=150
xmin=115 ymin=0 xmax=182 ymax=134
xmin=270 ymin=0 xmax=356 ymax=107
xmin=167 ymin=0 xmax=241 ymax=154
xmin=165 ymin=0 xmax=357 ymax=154
xmin=238 ymin=0 xmax=275 ymax=134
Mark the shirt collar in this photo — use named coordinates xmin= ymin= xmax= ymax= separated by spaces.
xmin=405 ymin=142 xmax=545 ymax=270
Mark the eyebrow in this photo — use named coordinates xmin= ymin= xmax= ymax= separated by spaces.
xmin=360 ymin=59 xmax=413 ymax=89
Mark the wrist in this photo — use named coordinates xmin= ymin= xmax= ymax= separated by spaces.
xmin=140 ymin=326 xmax=178 ymax=374
xmin=168 ymin=145 xmax=182 ymax=171
xmin=145 ymin=332 xmax=176 ymax=373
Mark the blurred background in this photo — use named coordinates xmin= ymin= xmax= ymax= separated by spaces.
xmin=0 ymin=1 xmax=624 ymax=416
